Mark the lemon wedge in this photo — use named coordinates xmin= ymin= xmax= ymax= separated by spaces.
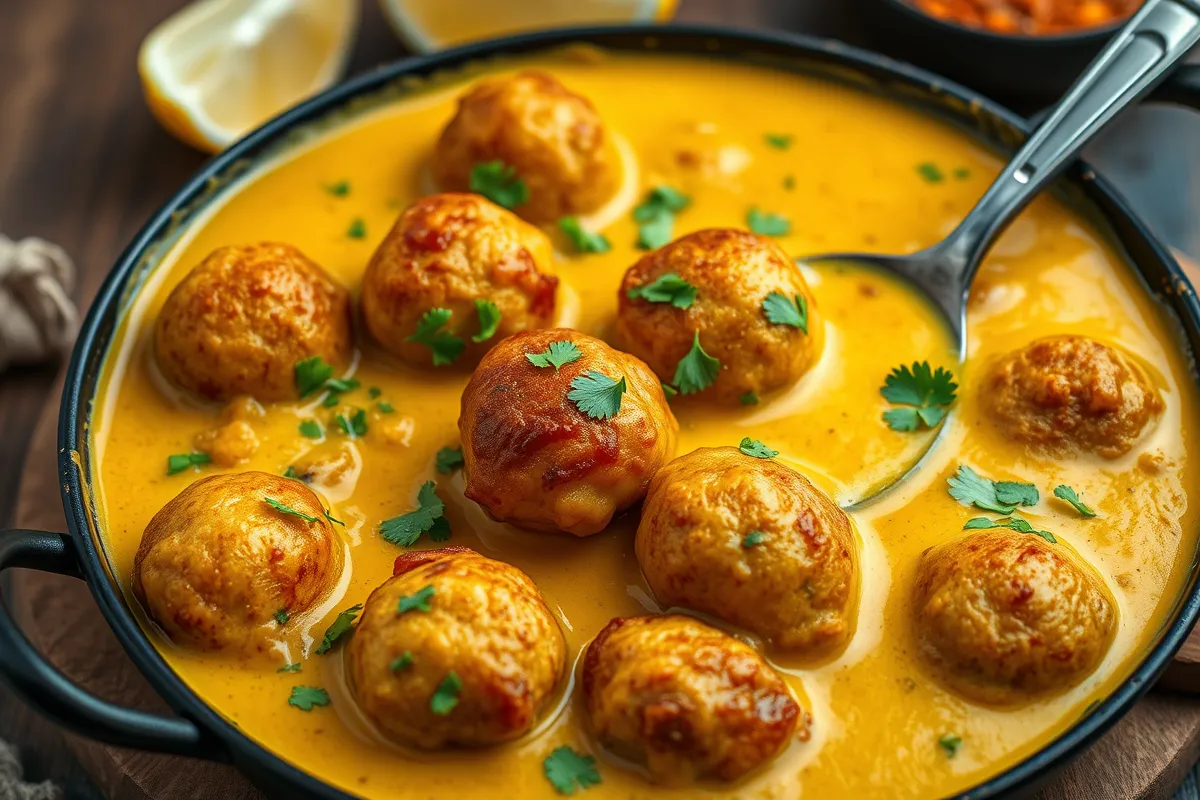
xmin=380 ymin=0 xmax=677 ymax=53
xmin=139 ymin=0 xmax=359 ymax=153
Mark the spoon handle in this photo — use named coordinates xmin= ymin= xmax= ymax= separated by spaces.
xmin=938 ymin=0 xmax=1200 ymax=277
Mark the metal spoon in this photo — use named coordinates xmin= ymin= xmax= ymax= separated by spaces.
xmin=828 ymin=0 xmax=1200 ymax=508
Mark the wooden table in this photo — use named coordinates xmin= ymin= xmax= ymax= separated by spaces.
xmin=2 ymin=1 xmax=1199 ymax=798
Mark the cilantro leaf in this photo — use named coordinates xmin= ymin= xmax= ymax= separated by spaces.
xmin=568 ymin=372 xmax=627 ymax=421
xmin=633 ymin=186 xmax=689 ymax=250
xmin=283 ymin=465 xmax=298 ymax=479
xmin=626 ymin=272 xmax=697 ymax=309
xmin=325 ymin=377 xmax=360 ymax=393
xmin=397 ymin=584 xmax=435 ymax=614
xmin=963 ymin=515 xmax=1057 ymax=544
xmin=661 ymin=382 xmax=679 ymax=398
xmin=761 ymin=291 xmax=808 ymax=333
xmin=917 ymin=162 xmax=944 ymax=183
xmin=472 ymin=299 xmax=502 ymax=343
xmin=764 ymin=133 xmax=794 ymax=150
xmin=298 ymin=419 xmax=323 ymax=439
xmin=544 ymin=745 xmax=602 ymax=795
xmin=558 ymin=217 xmax=611 ymax=254
xmin=428 ymin=516 xmax=452 ymax=542
xmin=526 ymin=340 xmax=582 ymax=371
xmin=347 ymin=218 xmax=367 ymax=239
xmin=324 ymin=180 xmax=350 ymax=197
xmin=322 ymin=393 xmax=340 ymax=408
xmin=470 ymin=161 xmax=529 ymax=209
xmin=1054 ymin=485 xmax=1097 ymax=518
xmin=334 ymin=408 xmax=368 ymax=438
xmin=880 ymin=362 xmax=957 ymax=431
xmin=378 ymin=401 xmax=394 ymax=414
xmin=430 ymin=671 xmax=462 ymax=715
xmin=747 ymin=207 xmax=791 ymax=237
xmin=947 ymin=465 xmax=1017 ymax=514
xmin=939 ymin=734 xmax=963 ymax=758
xmin=391 ymin=652 xmax=414 ymax=672
xmin=637 ymin=212 xmax=675 ymax=250
xmin=315 ymin=604 xmax=363 ymax=655
xmin=740 ymin=391 xmax=759 ymax=406
xmin=405 ymin=308 xmax=465 ymax=366
xmin=436 ymin=446 xmax=464 ymax=474
xmin=739 ymin=437 xmax=778 ymax=459
xmin=273 ymin=609 xmax=290 ymax=625
xmin=166 ymin=452 xmax=211 ymax=476
xmin=277 ymin=662 xmax=301 ymax=673
xmin=994 ymin=481 xmax=1039 ymax=507
xmin=368 ymin=386 xmax=382 ymax=399
xmin=264 ymin=497 xmax=320 ymax=524
xmin=295 ymin=356 xmax=335 ymax=398
xmin=742 ymin=531 xmax=766 ymax=548
xmin=287 ymin=686 xmax=330 ymax=711
xmin=379 ymin=482 xmax=448 ymax=547
xmin=673 ymin=332 xmax=720 ymax=395
xmin=954 ymin=167 xmax=970 ymax=180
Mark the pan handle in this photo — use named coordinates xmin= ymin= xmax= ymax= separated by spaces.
xmin=1150 ymin=63 xmax=1200 ymax=108
xmin=0 ymin=529 xmax=224 ymax=759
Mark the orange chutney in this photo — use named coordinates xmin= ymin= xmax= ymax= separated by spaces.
xmin=91 ymin=49 xmax=1199 ymax=798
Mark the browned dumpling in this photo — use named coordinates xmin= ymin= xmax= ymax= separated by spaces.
xmin=459 ymin=328 xmax=677 ymax=536
xmin=617 ymin=229 xmax=821 ymax=404
xmin=361 ymin=193 xmax=558 ymax=368
xmin=981 ymin=335 xmax=1162 ymax=458
xmin=913 ymin=531 xmax=1117 ymax=705
xmin=582 ymin=614 xmax=801 ymax=785
xmin=133 ymin=472 xmax=343 ymax=657
xmin=431 ymin=71 xmax=620 ymax=223
xmin=637 ymin=447 xmax=858 ymax=655
xmin=155 ymin=243 xmax=352 ymax=402
xmin=346 ymin=547 xmax=565 ymax=748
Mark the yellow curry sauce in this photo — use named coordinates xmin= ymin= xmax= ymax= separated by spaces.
xmin=92 ymin=51 xmax=1198 ymax=798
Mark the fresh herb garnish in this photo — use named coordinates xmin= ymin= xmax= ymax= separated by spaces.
xmin=299 ymin=419 xmax=323 ymax=439
xmin=324 ymin=180 xmax=350 ymax=197
xmin=347 ymin=218 xmax=367 ymax=239
xmin=995 ymin=481 xmax=1040 ymax=507
xmin=880 ymin=362 xmax=958 ymax=431
xmin=368 ymin=386 xmax=382 ymax=399
xmin=283 ymin=466 xmax=298 ymax=479
xmin=747 ymin=207 xmax=790 ymax=237
xmin=390 ymin=652 xmax=414 ymax=672
xmin=277 ymin=662 xmax=302 ymax=673
xmin=430 ymin=671 xmax=462 ymax=715
xmin=673 ymin=332 xmax=720 ymax=395
xmin=1054 ymin=485 xmax=1097 ymax=518
xmin=947 ymin=465 xmax=1038 ymax=515
xmin=405 ymin=308 xmax=465 ymax=366
xmin=397 ymin=585 xmax=435 ymax=614
xmin=378 ymin=401 xmax=394 ymax=414
xmin=953 ymin=167 xmax=970 ymax=180
xmin=568 ymin=372 xmax=627 ymax=421
xmin=295 ymin=356 xmax=335 ymax=398
xmin=526 ymin=340 xmax=582 ymax=371
xmin=322 ymin=393 xmax=340 ymax=408
xmin=436 ymin=446 xmax=464 ymax=474
xmin=964 ymin=515 xmax=1057 ymax=544
xmin=762 ymin=291 xmax=808 ymax=333
xmin=939 ymin=733 xmax=963 ymax=758
xmin=633 ymin=186 xmax=689 ymax=250
xmin=661 ymin=382 xmax=679 ymax=398
xmin=558 ymin=217 xmax=612 ymax=254
xmin=315 ymin=604 xmax=363 ymax=655
xmin=739 ymin=392 xmax=759 ymax=406
xmin=288 ymin=686 xmax=330 ymax=711
xmin=334 ymin=408 xmax=368 ymax=438
xmin=742 ymin=531 xmax=766 ymax=548
xmin=274 ymin=609 xmax=290 ymax=625
xmin=326 ymin=377 xmax=360 ymax=393
xmin=739 ymin=438 xmax=778 ymax=459
xmin=264 ymin=497 xmax=319 ymax=523
xmin=166 ymin=452 xmax=211 ymax=476
xmin=626 ymin=272 xmax=697 ymax=309
xmin=472 ymin=299 xmax=502 ymax=343
xmin=783 ymin=174 xmax=795 ymax=191
xmin=917 ymin=162 xmax=944 ymax=183
xmin=544 ymin=746 xmax=602 ymax=795
xmin=764 ymin=133 xmax=793 ymax=150
xmin=379 ymin=482 xmax=448 ymax=547
xmin=470 ymin=161 xmax=529 ymax=209
xmin=323 ymin=509 xmax=344 ymax=526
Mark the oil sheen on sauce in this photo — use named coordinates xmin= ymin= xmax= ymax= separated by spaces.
xmin=91 ymin=50 xmax=1199 ymax=798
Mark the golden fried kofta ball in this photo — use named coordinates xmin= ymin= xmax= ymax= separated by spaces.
xmin=582 ymin=614 xmax=801 ymax=785
xmin=133 ymin=472 xmax=343 ymax=657
xmin=361 ymin=193 xmax=558 ymax=368
xmin=346 ymin=547 xmax=566 ymax=748
xmin=459 ymin=328 xmax=677 ymax=536
xmin=637 ymin=447 xmax=858 ymax=655
xmin=981 ymin=335 xmax=1162 ymax=458
xmin=913 ymin=530 xmax=1117 ymax=705
xmin=155 ymin=243 xmax=352 ymax=403
xmin=432 ymin=71 xmax=620 ymax=223
xmin=617 ymin=229 xmax=821 ymax=404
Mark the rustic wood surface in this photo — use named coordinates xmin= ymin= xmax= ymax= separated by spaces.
xmin=2 ymin=1 xmax=1200 ymax=799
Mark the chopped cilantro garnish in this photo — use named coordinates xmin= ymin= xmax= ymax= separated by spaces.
xmin=377 ymin=401 xmax=394 ymax=414
xmin=428 ymin=517 xmax=452 ymax=542
xmin=568 ymin=372 xmax=627 ymax=421
xmin=947 ymin=465 xmax=1037 ymax=514
xmin=324 ymin=180 xmax=350 ymax=196
xmin=939 ymin=733 xmax=963 ymax=758
xmin=994 ymin=481 xmax=1039 ymax=507
xmin=283 ymin=465 xmax=298 ymax=479
xmin=314 ymin=604 xmax=363 ymax=655
xmin=274 ymin=609 xmax=290 ymax=625
xmin=397 ymin=584 xmax=435 ymax=614
xmin=880 ymin=362 xmax=957 ymax=431
xmin=544 ymin=746 xmax=602 ymax=795
xmin=347 ymin=218 xmax=367 ymax=239
xmin=470 ymin=161 xmax=529 ymax=209
xmin=673 ymin=332 xmax=720 ymax=395
xmin=762 ymin=291 xmax=808 ymax=333
xmin=916 ymin=162 xmax=944 ymax=183
xmin=526 ymin=340 xmax=582 ymax=371
xmin=558 ymin=217 xmax=611 ymax=254
xmin=739 ymin=391 xmax=759 ymax=406
xmin=295 ymin=356 xmax=335 ymax=398
xmin=166 ymin=452 xmax=211 ymax=476
xmin=405 ymin=308 xmax=465 ymax=366
xmin=739 ymin=438 xmax=778 ymax=459
xmin=298 ymin=419 xmax=323 ymax=439
xmin=277 ymin=662 xmax=301 ymax=673
xmin=264 ymin=497 xmax=319 ymax=523
xmin=288 ymin=686 xmax=329 ymax=711
xmin=661 ymin=382 xmax=679 ymax=398
xmin=964 ymin=515 xmax=1057 ymax=544
xmin=764 ymin=133 xmax=793 ymax=150
xmin=1054 ymin=485 xmax=1097 ymax=518
xmin=633 ymin=186 xmax=689 ymax=250
xmin=335 ymin=408 xmax=368 ymax=438
xmin=322 ymin=393 xmax=340 ymax=408
xmin=747 ymin=207 xmax=791 ymax=237
xmin=742 ymin=531 xmax=766 ymax=548
xmin=436 ymin=446 xmax=464 ymax=474
xmin=430 ymin=671 xmax=462 ymax=715
xmin=472 ymin=298 xmax=502 ymax=343
xmin=637 ymin=212 xmax=675 ymax=250
xmin=368 ymin=386 xmax=382 ymax=399
xmin=626 ymin=272 xmax=697 ymax=309
xmin=379 ymin=482 xmax=448 ymax=547
xmin=326 ymin=377 xmax=360 ymax=393
xmin=953 ymin=167 xmax=970 ymax=180
xmin=390 ymin=652 xmax=414 ymax=672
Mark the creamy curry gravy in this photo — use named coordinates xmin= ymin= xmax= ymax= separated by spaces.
xmin=93 ymin=50 xmax=1199 ymax=798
